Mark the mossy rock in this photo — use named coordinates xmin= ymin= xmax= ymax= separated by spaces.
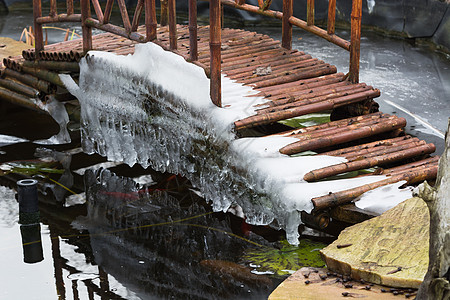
xmin=320 ymin=197 xmax=429 ymax=289
xmin=0 ymin=37 xmax=31 ymax=63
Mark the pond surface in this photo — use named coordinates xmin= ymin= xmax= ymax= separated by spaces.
xmin=1 ymin=7 xmax=449 ymax=300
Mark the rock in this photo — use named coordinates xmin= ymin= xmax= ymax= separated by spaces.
xmin=320 ymin=197 xmax=429 ymax=289
xmin=269 ymin=267 xmax=403 ymax=299
xmin=0 ymin=37 xmax=31 ymax=64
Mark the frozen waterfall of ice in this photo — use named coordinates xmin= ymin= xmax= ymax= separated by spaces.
xmin=61 ymin=42 xmax=397 ymax=245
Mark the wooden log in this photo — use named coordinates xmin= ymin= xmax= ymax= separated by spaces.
xmin=327 ymin=0 xmax=336 ymax=34
xmin=258 ymin=83 xmax=366 ymax=110
xmin=344 ymin=140 xmax=425 ymax=162
xmin=131 ymin=0 xmax=145 ymax=32
xmin=282 ymin=0 xmax=293 ymax=49
xmin=50 ymin=0 xmax=57 ymax=16
xmin=33 ymin=0 xmax=44 ymax=53
xmin=103 ymin=0 xmax=114 ymax=24
xmin=307 ymin=0 xmax=314 ymax=26
xmin=210 ymin=0 xmax=222 ymax=107
xmin=189 ymin=0 xmax=198 ymax=61
xmin=81 ymin=0 xmax=92 ymax=53
xmin=91 ymin=0 xmax=104 ymax=23
xmin=36 ymin=14 xmax=82 ymax=24
xmin=145 ymin=0 xmax=157 ymax=41
xmin=316 ymin=131 xmax=406 ymax=156
xmin=304 ymin=143 xmax=436 ymax=182
xmin=382 ymin=156 xmax=440 ymax=175
xmin=117 ymin=0 xmax=132 ymax=32
xmin=67 ymin=0 xmax=74 ymax=15
xmin=279 ymin=115 xmax=402 ymax=145
xmin=349 ymin=0 xmax=362 ymax=83
xmin=168 ymin=0 xmax=177 ymax=50
xmin=253 ymin=65 xmax=337 ymax=88
xmin=257 ymin=73 xmax=344 ymax=95
xmin=160 ymin=0 xmax=169 ymax=26
xmin=234 ymin=89 xmax=379 ymax=130
xmin=311 ymin=164 xmax=439 ymax=210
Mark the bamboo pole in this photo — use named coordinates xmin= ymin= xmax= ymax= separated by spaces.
xmin=311 ymin=164 xmax=439 ymax=210
xmin=168 ymin=0 xmax=177 ymax=50
xmin=0 ymin=78 xmax=41 ymax=98
xmin=145 ymin=0 xmax=157 ymax=41
xmin=0 ymin=87 xmax=48 ymax=113
xmin=327 ymin=0 xmax=336 ymax=34
xmin=22 ymin=60 xmax=80 ymax=72
xmin=304 ymin=143 xmax=436 ymax=182
xmin=189 ymin=0 xmax=198 ymax=61
xmin=282 ymin=0 xmax=293 ymax=49
xmin=160 ymin=0 xmax=169 ymax=26
xmin=81 ymin=0 xmax=92 ymax=53
xmin=132 ymin=0 xmax=145 ymax=32
xmin=33 ymin=0 xmax=44 ymax=53
xmin=2 ymin=68 xmax=56 ymax=94
xmin=349 ymin=0 xmax=362 ymax=83
xmin=21 ymin=66 xmax=66 ymax=87
xmin=210 ymin=0 xmax=222 ymax=107
xmin=307 ymin=0 xmax=314 ymax=26
xmin=103 ymin=0 xmax=114 ymax=24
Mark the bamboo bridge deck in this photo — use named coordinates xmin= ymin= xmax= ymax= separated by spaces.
xmin=0 ymin=25 xmax=439 ymax=228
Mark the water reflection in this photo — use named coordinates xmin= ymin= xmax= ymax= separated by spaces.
xmin=20 ymin=223 xmax=44 ymax=264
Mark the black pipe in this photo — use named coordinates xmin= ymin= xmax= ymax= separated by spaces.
xmin=17 ymin=179 xmax=40 ymax=225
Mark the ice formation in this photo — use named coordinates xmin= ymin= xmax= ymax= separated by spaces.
xmin=61 ymin=42 xmax=393 ymax=244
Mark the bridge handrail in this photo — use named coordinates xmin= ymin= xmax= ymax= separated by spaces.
xmin=31 ymin=0 xmax=362 ymax=108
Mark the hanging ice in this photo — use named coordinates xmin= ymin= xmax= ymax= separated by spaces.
xmin=60 ymin=42 xmax=394 ymax=245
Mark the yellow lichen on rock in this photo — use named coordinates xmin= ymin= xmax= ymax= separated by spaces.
xmin=320 ymin=197 xmax=429 ymax=289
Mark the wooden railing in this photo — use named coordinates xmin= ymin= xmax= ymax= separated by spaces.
xmin=32 ymin=0 xmax=363 ymax=108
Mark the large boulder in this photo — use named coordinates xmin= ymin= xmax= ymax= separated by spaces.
xmin=320 ymin=197 xmax=429 ymax=289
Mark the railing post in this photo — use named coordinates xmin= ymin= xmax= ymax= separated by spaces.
xmin=282 ymin=0 xmax=293 ymax=50
xmin=307 ymin=0 xmax=314 ymax=26
xmin=210 ymin=0 xmax=221 ymax=107
xmin=33 ymin=0 xmax=44 ymax=54
xmin=327 ymin=0 xmax=336 ymax=34
xmin=66 ymin=0 xmax=74 ymax=15
xmin=168 ymin=0 xmax=177 ymax=50
xmin=189 ymin=0 xmax=198 ymax=61
xmin=145 ymin=0 xmax=157 ymax=41
xmin=81 ymin=0 xmax=92 ymax=53
xmin=349 ymin=0 xmax=362 ymax=83
xmin=160 ymin=0 xmax=169 ymax=26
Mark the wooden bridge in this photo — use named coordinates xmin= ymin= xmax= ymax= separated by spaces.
xmin=0 ymin=0 xmax=439 ymax=229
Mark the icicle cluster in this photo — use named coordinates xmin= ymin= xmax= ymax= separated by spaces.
xmin=61 ymin=43 xmax=391 ymax=244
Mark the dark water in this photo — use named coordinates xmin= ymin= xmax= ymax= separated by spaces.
xmin=1 ymin=8 xmax=449 ymax=300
